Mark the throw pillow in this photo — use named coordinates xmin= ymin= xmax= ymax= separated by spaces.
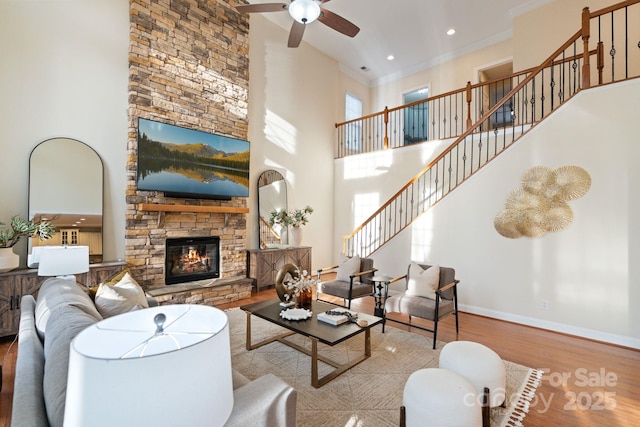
xmin=335 ymin=255 xmax=361 ymax=282
xmin=88 ymin=267 xmax=131 ymax=300
xmin=94 ymin=272 xmax=149 ymax=318
xmin=102 ymin=266 xmax=132 ymax=285
xmin=405 ymin=263 xmax=440 ymax=299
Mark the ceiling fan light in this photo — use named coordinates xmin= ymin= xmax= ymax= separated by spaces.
xmin=288 ymin=0 xmax=321 ymax=24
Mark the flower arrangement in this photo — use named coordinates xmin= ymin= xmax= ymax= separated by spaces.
xmin=268 ymin=206 xmax=313 ymax=228
xmin=0 ymin=216 xmax=55 ymax=248
xmin=283 ymin=268 xmax=318 ymax=305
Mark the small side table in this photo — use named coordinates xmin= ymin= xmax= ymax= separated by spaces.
xmin=371 ymin=275 xmax=392 ymax=317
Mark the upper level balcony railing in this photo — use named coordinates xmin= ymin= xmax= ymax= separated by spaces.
xmin=335 ymin=0 xmax=640 ymax=160
xmin=342 ymin=0 xmax=640 ymax=258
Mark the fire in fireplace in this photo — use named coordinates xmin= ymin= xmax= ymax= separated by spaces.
xmin=165 ymin=236 xmax=220 ymax=285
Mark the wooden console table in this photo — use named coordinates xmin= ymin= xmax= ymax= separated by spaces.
xmin=246 ymin=247 xmax=312 ymax=292
xmin=0 ymin=261 xmax=126 ymax=337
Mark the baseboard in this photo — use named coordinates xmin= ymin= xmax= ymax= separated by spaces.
xmin=459 ymin=304 xmax=640 ymax=350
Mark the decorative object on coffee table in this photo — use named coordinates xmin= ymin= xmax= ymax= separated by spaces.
xmin=279 ymin=265 xmax=316 ymax=309
xmin=296 ymin=287 xmax=313 ymax=309
xmin=279 ymin=308 xmax=312 ymax=321
xmin=275 ymin=263 xmax=299 ymax=304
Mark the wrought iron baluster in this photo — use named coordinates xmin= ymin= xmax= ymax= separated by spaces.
xmin=610 ymin=11 xmax=616 ymax=81
xmin=624 ymin=6 xmax=628 ymax=79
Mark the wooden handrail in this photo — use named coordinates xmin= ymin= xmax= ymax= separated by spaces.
xmin=590 ymin=0 xmax=639 ymax=17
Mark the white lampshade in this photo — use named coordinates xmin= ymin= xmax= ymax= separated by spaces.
xmin=37 ymin=246 xmax=89 ymax=278
xmin=288 ymin=0 xmax=321 ymax=24
xmin=64 ymin=304 xmax=234 ymax=427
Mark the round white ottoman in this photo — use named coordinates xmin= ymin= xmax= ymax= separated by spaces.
xmin=403 ymin=368 xmax=482 ymax=427
xmin=439 ymin=341 xmax=506 ymax=408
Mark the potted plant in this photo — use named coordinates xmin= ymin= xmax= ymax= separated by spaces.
xmin=268 ymin=206 xmax=313 ymax=247
xmin=0 ymin=216 xmax=55 ymax=273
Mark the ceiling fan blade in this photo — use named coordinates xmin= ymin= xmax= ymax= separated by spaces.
xmin=318 ymin=8 xmax=360 ymax=37
xmin=236 ymin=3 xmax=287 ymax=13
xmin=288 ymin=21 xmax=305 ymax=48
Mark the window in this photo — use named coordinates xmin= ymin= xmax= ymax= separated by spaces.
xmin=478 ymin=62 xmax=514 ymax=129
xmin=345 ymin=93 xmax=362 ymax=152
xmin=403 ymin=87 xmax=429 ymax=145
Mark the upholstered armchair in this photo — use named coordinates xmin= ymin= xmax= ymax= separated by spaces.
xmin=383 ymin=263 xmax=459 ymax=349
xmin=316 ymin=256 xmax=377 ymax=309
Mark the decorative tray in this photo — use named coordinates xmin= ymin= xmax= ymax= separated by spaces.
xmin=279 ymin=308 xmax=312 ymax=321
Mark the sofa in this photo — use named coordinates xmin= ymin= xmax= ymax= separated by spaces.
xmin=11 ymin=277 xmax=297 ymax=427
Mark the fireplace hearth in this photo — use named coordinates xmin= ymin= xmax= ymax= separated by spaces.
xmin=165 ymin=236 xmax=220 ymax=285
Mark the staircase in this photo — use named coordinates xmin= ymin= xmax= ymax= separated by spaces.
xmin=338 ymin=1 xmax=640 ymax=258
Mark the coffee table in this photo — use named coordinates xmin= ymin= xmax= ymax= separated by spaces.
xmin=241 ymin=299 xmax=382 ymax=388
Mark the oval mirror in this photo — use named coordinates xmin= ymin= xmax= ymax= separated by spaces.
xmin=257 ymin=170 xmax=287 ymax=249
xmin=28 ymin=138 xmax=103 ymax=264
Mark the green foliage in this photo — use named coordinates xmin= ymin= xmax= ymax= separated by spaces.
xmin=268 ymin=206 xmax=313 ymax=228
xmin=0 ymin=216 xmax=55 ymax=248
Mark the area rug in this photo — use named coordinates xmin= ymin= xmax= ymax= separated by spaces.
xmin=227 ymin=308 xmax=542 ymax=427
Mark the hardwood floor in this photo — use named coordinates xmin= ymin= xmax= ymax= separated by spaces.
xmin=1 ymin=289 xmax=638 ymax=426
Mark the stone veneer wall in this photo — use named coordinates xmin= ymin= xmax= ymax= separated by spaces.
xmin=125 ymin=0 xmax=250 ymax=299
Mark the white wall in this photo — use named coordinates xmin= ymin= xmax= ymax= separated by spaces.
xmin=246 ymin=15 xmax=340 ymax=270
xmin=0 ymin=2 xmax=342 ymax=272
xmin=335 ymin=80 xmax=640 ymax=348
xmin=0 ymin=0 xmax=129 ymax=264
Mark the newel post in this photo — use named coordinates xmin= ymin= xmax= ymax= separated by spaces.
xmin=383 ymin=106 xmax=389 ymax=149
xmin=581 ymin=7 xmax=591 ymax=89
xmin=465 ymin=81 xmax=472 ymax=129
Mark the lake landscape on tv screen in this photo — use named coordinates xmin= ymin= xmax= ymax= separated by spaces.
xmin=136 ymin=119 xmax=250 ymax=198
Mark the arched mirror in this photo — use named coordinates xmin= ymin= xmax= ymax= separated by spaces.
xmin=28 ymin=138 xmax=103 ymax=263
xmin=257 ymin=170 xmax=287 ymax=249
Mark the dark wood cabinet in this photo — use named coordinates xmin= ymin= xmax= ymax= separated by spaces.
xmin=247 ymin=247 xmax=312 ymax=292
xmin=0 ymin=261 xmax=126 ymax=337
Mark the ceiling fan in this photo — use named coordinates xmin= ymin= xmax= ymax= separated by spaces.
xmin=236 ymin=0 xmax=360 ymax=48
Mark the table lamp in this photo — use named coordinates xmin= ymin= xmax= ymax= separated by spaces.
xmin=37 ymin=245 xmax=89 ymax=281
xmin=64 ymin=304 xmax=234 ymax=427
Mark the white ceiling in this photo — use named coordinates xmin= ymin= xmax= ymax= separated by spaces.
xmin=243 ymin=0 xmax=552 ymax=86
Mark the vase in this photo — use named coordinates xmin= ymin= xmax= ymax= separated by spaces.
xmin=279 ymin=226 xmax=288 ymax=246
xmin=0 ymin=247 xmax=20 ymax=273
xmin=290 ymin=227 xmax=303 ymax=247
xmin=296 ymin=288 xmax=312 ymax=309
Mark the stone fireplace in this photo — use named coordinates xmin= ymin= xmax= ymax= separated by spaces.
xmin=124 ymin=0 xmax=251 ymax=306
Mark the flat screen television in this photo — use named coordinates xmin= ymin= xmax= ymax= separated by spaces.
xmin=136 ymin=118 xmax=250 ymax=200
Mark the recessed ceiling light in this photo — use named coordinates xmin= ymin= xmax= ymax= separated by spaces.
xmin=387 ymin=55 xmax=394 ymax=61
xmin=447 ymin=28 xmax=456 ymax=36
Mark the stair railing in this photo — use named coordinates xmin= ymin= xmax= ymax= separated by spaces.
xmin=343 ymin=1 xmax=640 ymax=258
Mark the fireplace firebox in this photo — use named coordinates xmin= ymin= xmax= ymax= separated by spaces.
xmin=165 ymin=236 xmax=220 ymax=285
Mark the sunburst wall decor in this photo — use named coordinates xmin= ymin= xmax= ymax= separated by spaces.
xmin=494 ymin=166 xmax=591 ymax=239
